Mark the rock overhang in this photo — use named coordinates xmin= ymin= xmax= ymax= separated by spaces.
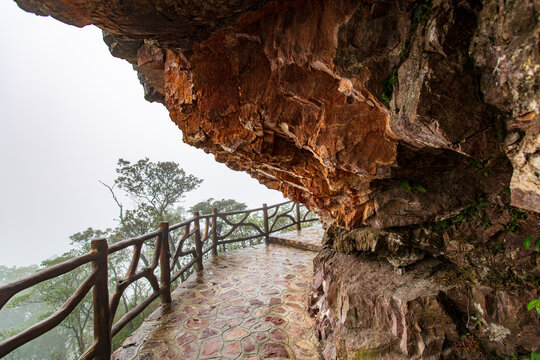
xmin=14 ymin=0 xmax=540 ymax=229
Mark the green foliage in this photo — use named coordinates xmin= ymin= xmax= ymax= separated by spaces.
xmin=398 ymin=42 xmax=407 ymax=58
xmin=115 ymin=158 xmax=202 ymax=217
xmin=523 ymin=236 xmax=540 ymax=251
xmin=506 ymin=352 xmax=540 ymax=360
xmin=69 ymin=227 xmax=111 ymax=251
xmin=413 ymin=0 xmax=432 ymax=24
xmin=399 ymin=181 xmax=412 ymax=193
xmin=399 ymin=180 xmax=426 ymax=193
xmin=0 ymin=264 xmax=39 ymax=285
xmin=190 ymin=198 xmax=247 ymax=214
xmin=522 ymin=352 xmax=540 ymax=360
xmin=467 ymin=313 xmax=484 ymax=330
xmin=0 ymin=265 xmax=69 ymax=359
xmin=522 ymin=237 xmax=540 ymax=317
xmin=527 ymin=298 xmax=540 ymax=315
xmin=415 ymin=184 xmax=426 ymax=193
xmin=501 ymin=206 xmax=527 ymax=234
xmin=465 ymin=197 xmax=492 ymax=228
xmin=381 ymin=70 xmax=397 ymax=103
xmin=38 ymin=251 xmax=94 ymax=354
xmin=426 ymin=197 xmax=492 ymax=231
xmin=4 ymin=158 xmax=203 ymax=358
xmin=471 ymin=159 xmax=495 ymax=177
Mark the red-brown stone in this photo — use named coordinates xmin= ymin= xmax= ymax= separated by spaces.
xmin=264 ymin=316 xmax=285 ymax=326
xmin=186 ymin=318 xmax=209 ymax=329
xmin=243 ymin=337 xmax=256 ymax=353
xmin=270 ymin=329 xmax=286 ymax=342
xmin=219 ymin=306 xmax=249 ymax=318
xmin=269 ymin=297 xmax=281 ymax=306
xmin=224 ymin=342 xmax=241 ymax=356
xmin=201 ymin=337 xmax=222 ymax=357
xmin=199 ymin=328 xmax=218 ymax=339
xmin=177 ymin=332 xmax=196 ymax=345
xmin=249 ymin=298 xmax=264 ymax=306
xmin=262 ymin=343 xmax=290 ymax=359
xmin=221 ymin=289 xmax=240 ymax=299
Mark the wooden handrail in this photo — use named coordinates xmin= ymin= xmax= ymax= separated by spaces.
xmin=0 ymin=270 xmax=97 ymax=358
xmin=211 ymin=208 xmax=218 ymax=256
xmin=158 ymin=222 xmax=172 ymax=304
xmin=0 ymin=201 xmax=318 ymax=359
xmin=193 ymin=211 xmax=203 ymax=272
xmin=0 ymin=252 xmax=97 ymax=309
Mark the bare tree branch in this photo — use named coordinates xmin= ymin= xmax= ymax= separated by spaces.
xmin=100 ymin=181 xmax=124 ymax=221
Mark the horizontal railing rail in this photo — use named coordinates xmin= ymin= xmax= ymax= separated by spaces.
xmin=0 ymin=201 xmax=318 ymax=359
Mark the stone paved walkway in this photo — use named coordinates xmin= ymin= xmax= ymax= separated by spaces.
xmin=112 ymin=242 xmax=321 ymax=359
xmin=268 ymin=225 xmax=324 ymax=252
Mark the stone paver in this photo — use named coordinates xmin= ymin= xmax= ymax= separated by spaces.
xmin=268 ymin=225 xmax=324 ymax=252
xmin=112 ymin=243 xmax=320 ymax=359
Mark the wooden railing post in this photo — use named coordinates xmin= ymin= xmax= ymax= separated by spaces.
xmin=211 ymin=208 xmax=218 ymax=256
xmin=91 ymin=238 xmax=111 ymax=360
xmin=295 ymin=202 xmax=301 ymax=231
xmin=193 ymin=211 xmax=204 ymax=271
xmin=158 ymin=222 xmax=172 ymax=304
xmin=263 ymin=203 xmax=269 ymax=243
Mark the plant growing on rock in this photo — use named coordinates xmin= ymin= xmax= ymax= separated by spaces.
xmin=523 ymin=236 xmax=540 ymax=315
xmin=501 ymin=206 xmax=527 ymax=234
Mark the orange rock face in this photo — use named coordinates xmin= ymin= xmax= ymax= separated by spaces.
xmin=163 ymin=2 xmax=399 ymax=227
xmin=15 ymin=0 xmax=539 ymax=227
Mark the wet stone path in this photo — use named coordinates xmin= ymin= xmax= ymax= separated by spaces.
xmin=268 ymin=225 xmax=324 ymax=252
xmin=112 ymin=242 xmax=321 ymax=359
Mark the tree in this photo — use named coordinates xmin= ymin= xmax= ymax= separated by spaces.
xmin=102 ymin=158 xmax=203 ymax=266
xmin=6 ymin=159 xmax=203 ymax=358
xmin=189 ymin=199 xmax=269 ymax=252
xmin=189 ymin=198 xmax=247 ymax=215
xmin=0 ymin=265 xmax=67 ymax=360
xmin=110 ymin=158 xmax=202 ymax=220
xmin=37 ymin=251 xmax=93 ymax=355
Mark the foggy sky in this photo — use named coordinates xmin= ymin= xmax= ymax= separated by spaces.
xmin=0 ymin=1 xmax=284 ymax=267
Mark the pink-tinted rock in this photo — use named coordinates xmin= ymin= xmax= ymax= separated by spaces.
xmin=177 ymin=332 xmax=196 ymax=345
xmin=264 ymin=316 xmax=285 ymax=326
xmin=224 ymin=328 xmax=248 ymax=341
xmin=249 ymin=298 xmax=264 ymax=306
xmin=243 ymin=337 xmax=256 ymax=353
xmin=199 ymin=328 xmax=218 ymax=340
xmin=270 ymin=329 xmax=286 ymax=341
xmin=224 ymin=342 xmax=241 ymax=357
xmin=201 ymin=337 xmax=222 ymax=357
xmin=262 ymin=343 xmax=290 ymax=359
xmin=269 ymin=297 xmax=282 ymax=306
xmin=310 ymin=247 xmax=540 ymax=359
xmin=186 ymin=318 xmax=209 ymax=329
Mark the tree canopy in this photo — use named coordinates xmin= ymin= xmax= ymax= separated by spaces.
xmin=189 ymin=198 xmax=247 ymax=215
xmin=3 ymin=158 xmax=203 ymax=359
xmin=111 ymin=158 xmax=202 ymax=220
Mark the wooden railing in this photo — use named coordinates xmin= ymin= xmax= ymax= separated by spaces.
xmin=0 ymin=201 xmax=318 ymax=359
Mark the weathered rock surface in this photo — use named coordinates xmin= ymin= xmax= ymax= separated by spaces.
xmin=14 ymin=0 xmax=539 ymax=358
xmin=309 ymin=247 xmax=539 ymax=359
xmin=16 ymin=0 xmax=539 ymax=227
xmin=317 ymin=187 xmax=540 ymax=358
